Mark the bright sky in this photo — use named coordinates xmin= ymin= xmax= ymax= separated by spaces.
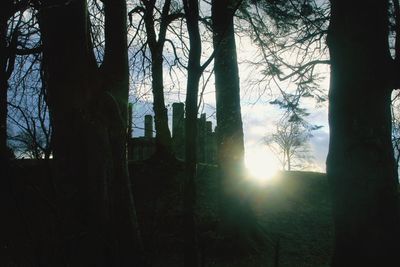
xmin=130 ymin=11 xmax=330 ymax=176
xmin=240 ymin=35 xmax=329 ymax=174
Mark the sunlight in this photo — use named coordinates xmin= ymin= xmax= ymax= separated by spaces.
xmin=245 ymin=147 xmax=280 ymax=184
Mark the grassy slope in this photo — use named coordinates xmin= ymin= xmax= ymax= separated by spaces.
xmin=253 ymin=171 xmax=333 ymax=267
xmin=195 ymin=166 xmax=333 ymax=266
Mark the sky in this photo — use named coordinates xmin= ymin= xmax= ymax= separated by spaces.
xmin=125 ymin=0 xmax=331 ymax=174
xmin=6 ymin=1 xmax=329 ymax=169
xmin=237 ymin=36 xmax=330 ymax=173
xmin=131 ymin=33 xmax=330 ymax=174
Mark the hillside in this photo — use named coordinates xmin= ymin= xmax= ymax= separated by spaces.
xmin=251 ymin=171 xmax=333 ymax=267
xmin=2 ymin=160 xmax=333 ymax=266
xmin=131 ymin=162 xmax=333 ymax=266
xmin=197 ymin=168 xmax=333 ymax=267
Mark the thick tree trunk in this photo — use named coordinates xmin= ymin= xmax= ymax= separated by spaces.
xmin=183 ymin=0 xmax=201 ymax=265
xmin=212 ymin=0 xmax=248 ymax=236
xmin=39 ymin=0 xmax=144 ymax=265
xmin=327 ymin=1 xmax=400 ymax=266
xmin=102 ymin=0 xmax=144 ymax=264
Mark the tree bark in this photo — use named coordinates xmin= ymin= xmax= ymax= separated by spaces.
xmin=0 ymin=12 xmax=8 ymax=162
xmin=142 ymin=0 xmax=173 ymax=157
xmin=183 ymin=0 xmax=201 ymax=265
xmin=39 ymin=0 xmax=144 ymax=265
xmin=212 ymin=0 xmax=249 ymax=236
xmin=151 ymin=51 xmax=173 ymax=156
xmin=0 ymin=2 xmax=14 ymax=161
xmin=327 ymin=1 xmax=400 ymax=265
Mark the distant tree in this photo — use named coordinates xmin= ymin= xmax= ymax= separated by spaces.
xmin=38 ymin=0 xmax=144 ymax=265
xmin=6 ymin=20 xmax=50 ymax=160
xmin=0 ymin=0 xmax=29 ymax=161
xmin=265 ymin=116 xmax=317 ymax=171
xmin=391 ymin=92 xmax=400 ymax=170
xmin=327 ymin=0 xmax=400 ymax=266
xmin=1 ymin=1 xmax=45 ymax=162
xmin=8 ymin=99 xmax=52 ymax=159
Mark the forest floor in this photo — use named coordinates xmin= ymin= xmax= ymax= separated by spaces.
xmin=2 ymin=160 xmax=333 ymax=266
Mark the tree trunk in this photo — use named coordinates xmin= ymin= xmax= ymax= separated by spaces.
xmin=0 ymin=13 xmax=8 ymax=162
xmin=212 ymin=0 xmax=250 ymax=237
xmin=183 ymin=0 xmax=201 ymax=265
xmin=327 ymin=1 xmax=400 ymax=265
xmin=151 ymin=51 xmax=173 ymax=156
xmin=39 ymin=0 xmax=144 ymax=265
xmin=0 ymin=2 xmax=13 ymax=161
xmin=102 ymin=0 xmax=144 ymax=264
xmin=142 ymin=0 xmax=173 ymax=157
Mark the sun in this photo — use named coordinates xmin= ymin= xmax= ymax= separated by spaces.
xmin=245 ymin=147 xmax=279 ymax=183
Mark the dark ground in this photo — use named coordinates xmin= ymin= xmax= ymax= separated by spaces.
xmin=1 ymin=160 xmax=333 ymax=266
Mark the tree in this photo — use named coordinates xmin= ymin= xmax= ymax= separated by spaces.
xmin=1 ymin=1 xmax=46 ymax=161
xmin=212 ymin=0 xmax=264 ymax=249
xmin=0 ymin=0 xmax=28 ymax=161
xmin=129 ymin=0 xmax=183 ymax=158
xmin=265 ymin=116 xmax=315 ymax=171
xmin=326 ymin=0 xmax=400 ymax=265
xmin=238 ymin=0 xmax=330 ymax=106
xmin=391 ymin=93 xmax=400 ymax=169
xmin=38 ymin=0 xmax=144 ymax=265
xmin=182 ymin=0 xmax=214 ymax=265
xmin=6 ymin=20 xmax=51 ymax=159
xmin=182 ymin=1 xmax=202 ymax=265
xmin=0 ymin=2 xmax=11 ymax=162
xmin=212 ymin=0 xmax=244 ymax=220
xmin=8 ymin=99 xmax=52 ymax=159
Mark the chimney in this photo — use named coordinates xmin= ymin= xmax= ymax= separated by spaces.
xmin=172 ymin=102 xmax=185 ymax=159
xmin=128 ymin=103 xmax=133 ymax=138
xmin=144 ymin=115 xmax=153 ymax=138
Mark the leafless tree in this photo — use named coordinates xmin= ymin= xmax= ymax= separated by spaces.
xmin=264 ymin=116 xmax=315 ymax=171
xmin=391 ymin=92 xmax=400 ymax=174
xmin=128 ymin=0 xmax=185 ymax=157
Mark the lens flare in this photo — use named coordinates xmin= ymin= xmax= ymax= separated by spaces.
xmin=245 ymin=148 xmax=279 ymax=184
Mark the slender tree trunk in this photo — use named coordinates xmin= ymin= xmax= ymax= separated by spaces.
xmin=0 ymin=13 xmax=8 ymax=161
xmin=151 ymin=51 xmax=173 ymax=156
xmin=142 ymin=0 xmax=173 ymax=157
xmin=0 ymin=2 xmax=13 ymax=161
xmin=212 ymin=0 xmax=249 ymax=236
xmin=183 ymin=0 xmax=201 ymax=265
xmin=327 ymin=1 xmax=400 ymax=265
xmin=39 ymin=0 xmax=144 ymax=265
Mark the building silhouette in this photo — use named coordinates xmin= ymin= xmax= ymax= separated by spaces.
xmin=128 ymin=102 xmax=217 ymax=164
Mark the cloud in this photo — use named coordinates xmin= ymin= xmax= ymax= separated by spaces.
xmin=242 ymin=100 xmax=329 ymax=172
xmin=309 ymin=129 xmax=329 ymax=172
xmin=129 ymin=30 xmax=330 ymax=172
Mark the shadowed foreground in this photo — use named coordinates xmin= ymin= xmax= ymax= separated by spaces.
xmin=1 ymin=160 xmax=332 ymax=266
